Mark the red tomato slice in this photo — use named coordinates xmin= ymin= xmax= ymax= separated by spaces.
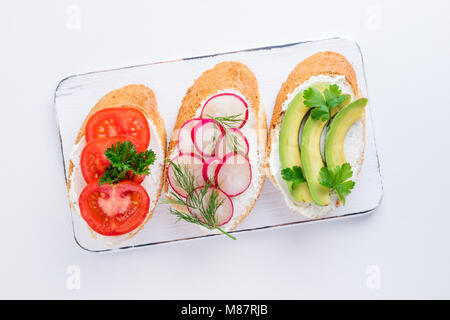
xmin=80 ymin=135 xmax=146 ymax=184
xmin=79 ymin=181 xmax=150 ymax=236
xmin=85 ymin=107 xmax=150 ymax=148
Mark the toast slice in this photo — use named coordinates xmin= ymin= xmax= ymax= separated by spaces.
xmin=266 ymin=51 xmax=365 ymax=218
xmin=165 ymin=61 xmax=267 ymax=232
xmin=67 ymin=84 xmax=167 ymax=241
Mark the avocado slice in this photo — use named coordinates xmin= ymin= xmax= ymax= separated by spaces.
xmin=300 ymin=91 xmax=351 ymax=206
xmin=325 ymin=98 xmax=368 ymax=170
xmin=279 ymin=91 xmax=312 ymax=202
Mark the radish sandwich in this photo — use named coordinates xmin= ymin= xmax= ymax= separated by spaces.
xmin=165 ymin=61 xmax=267 ymax=236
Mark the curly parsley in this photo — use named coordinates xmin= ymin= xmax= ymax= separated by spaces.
xmin=318 ymin=163 xmax=355 ymax=204
xmin=99 ymin=141 xmax=155 ymax=185
xmin=281 ymin=166 xmax=306 ymax=191
xmin=303 ymin=84 xmax=349 ymax=121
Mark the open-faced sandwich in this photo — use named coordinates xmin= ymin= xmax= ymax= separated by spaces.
xmin=165 ymin=61 xmax=267 ymax=239
xmin=267 ymin=51 xmax=368 ymax=218
xmin=67 ymin=84 xmax=166 ymax=239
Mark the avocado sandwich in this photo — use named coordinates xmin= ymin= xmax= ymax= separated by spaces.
xmin=266 ymin=51 xmax=368 ymax=218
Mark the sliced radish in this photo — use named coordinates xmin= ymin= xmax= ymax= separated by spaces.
xmin=214 ymin=128 xmax=249 ymax=160
xmin=186 ymin=186 xmax=234 ymax=226
xmin=192 ymin=118 xmax=225 ymax=158
xmin=202 ymin=157 xmax=222 ymax=185
xmin=201 ymin=93 xmax=249 ymax=129
xmin=177 ymin=118 xmax=203 ymax=155
xmin=167 ymin=153 xmax=204 ymax=198
xmin=215 ymin=152 xmax=252 ymax=197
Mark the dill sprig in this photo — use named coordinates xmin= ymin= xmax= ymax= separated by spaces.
xmin=208 ymin=113 xmax=244 ymax=129
xmin=208 ymin=113 xmax=246 ymax=155
xmin=210 ymin=129 xmax=220 ymax=155
xmin=166 ymin=159 xmax=236 ymax=240
xmin=224 ymin=129 xmax=245 ymax=155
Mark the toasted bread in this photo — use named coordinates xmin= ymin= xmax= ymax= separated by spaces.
xmin=67 ymin=84 xmax=167 ymax=240
xmin=166 ymin=61 xmax=267 ymax=231
xmin=266 ymin=51 xmax=365 ymax=218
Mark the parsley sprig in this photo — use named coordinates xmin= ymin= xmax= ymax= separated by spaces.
xmin=281 ymin=166 xmax=306 ymax=191
xmin=318 ymin=163 xmax=355 ymax=204
xmin=303 ymin=84 xmax=349 ymax=121
xmin=99 ymin=141 xmax=156 ymax=185
xmin=166 ymin=159 xmax=236 ymax=240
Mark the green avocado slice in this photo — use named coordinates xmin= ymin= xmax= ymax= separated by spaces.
xmin=325 ymin=98 xmax=368 ymax=170
xmin=300 ymin=91 xmax=351 ymax=206
xmin=279 ymin=91 xmax=312 ymax=202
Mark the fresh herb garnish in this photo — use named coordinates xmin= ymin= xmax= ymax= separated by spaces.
xmin=99 ymin=141 xmax=155 ymax=185
xmin=208 ymin=113 xmax=245 ymax=154
xmin=281 ymin=166 xmax=306 ymax=191
xmin=318 ymin=163 xmax=355 ymax=204
xmin=166 ymin=159 xmax=236 ymax=240
xmin=225 ymin=129 xmax=245 ymax=154
xmin=303 ymin=84 xmax=348 ymax=121
xmin=210 ymin=129 xmax=220 ymax=154
xmin=208 ymin=113 xmax=244 ymax=129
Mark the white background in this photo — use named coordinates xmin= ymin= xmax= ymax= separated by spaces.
xmin=0 ymin=0 xmax=449 ymax=299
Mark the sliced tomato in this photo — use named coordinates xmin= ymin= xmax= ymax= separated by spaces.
xmin=79 ymin=181 xmax=150 ymax=236
xmin=80 ymin=135 xmax=146 ymax=184
xmin=85 ymin=107 xmax=150 ymax=148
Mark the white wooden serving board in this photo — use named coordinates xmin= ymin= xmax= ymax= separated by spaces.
xmin=55 ymin=37 xmax=383 ymax=252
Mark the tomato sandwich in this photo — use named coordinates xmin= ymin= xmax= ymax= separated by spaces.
xmin=67 ymin=84 xmax=166 ymax=239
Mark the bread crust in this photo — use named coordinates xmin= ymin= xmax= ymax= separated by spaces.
xmin=67 ymin=84 xmax=167 ymax=240
xmin=266 ymin=51 xmax=364 ymax=198
xmin=166 ymin=61 xmax=267 ymax=231
xmin=75 ymin=84 xmax=166 ymax=146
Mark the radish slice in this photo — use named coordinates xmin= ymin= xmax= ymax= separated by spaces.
xmin=202 ymin=157 xmax=222 ymax=185
xmin=214 ymin=128 xmax=249 ymax=160
xmin=215 ymin=152 xmax=252 ymax=197
xmin=201 ymin=93 xmax=249 ymax=129
xmin=167 ymin=153 xmax=204 ymax=198
xmin=177 ymin=118 xmax=202 ymax=155
xmin=192 ymin=119 xmax=225 ymax=158
xmin=186 ymin=186 xmax=234 ymax=226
